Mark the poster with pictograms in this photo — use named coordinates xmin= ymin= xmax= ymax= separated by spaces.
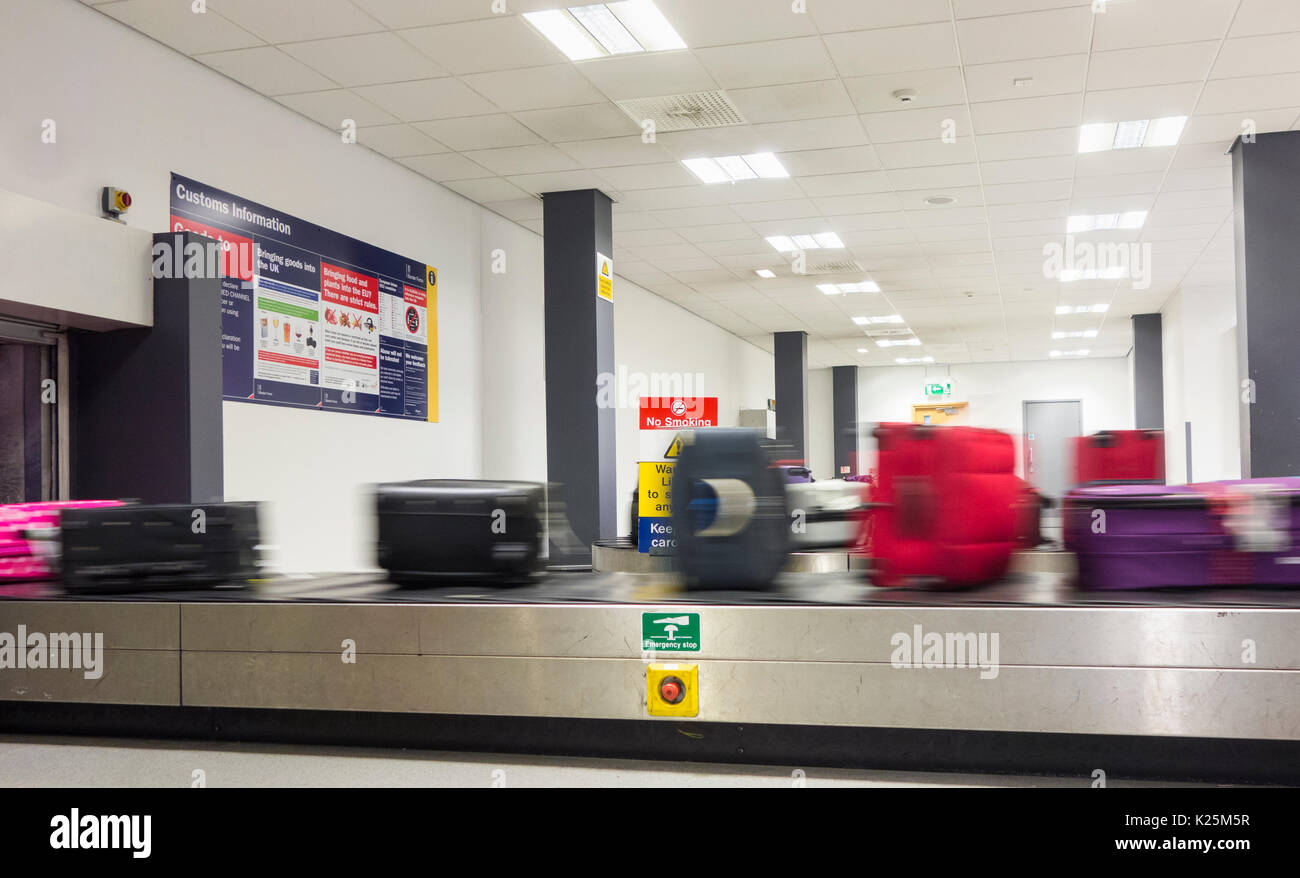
xmin=169 ymin=173 xmax=438 ymax=422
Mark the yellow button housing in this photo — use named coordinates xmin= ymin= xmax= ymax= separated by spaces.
xmin=646 ymin=663 xmax=698 ymax=717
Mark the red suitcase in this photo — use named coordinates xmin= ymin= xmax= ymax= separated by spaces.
xmin=1073 ymin=429 xmax=1164 ymax=486
xmin=863 ymin=424 xmax=1034 ymax=588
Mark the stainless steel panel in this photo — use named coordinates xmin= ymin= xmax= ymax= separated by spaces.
xmin=179 ymin=651 xmax=1300 ymax=740
xmin=0 ymin=601 xmax=179 ymax=649
xmin=1 ymin=649 xmax=179 ymax=705
xmin=181 ymin=603 xmax=420 ymax=654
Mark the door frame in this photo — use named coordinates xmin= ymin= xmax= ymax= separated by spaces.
xmin=0 ymin=316 xmax=68 ymax=500
xmin=1021 ymin=398 xmax=1082 ymax=489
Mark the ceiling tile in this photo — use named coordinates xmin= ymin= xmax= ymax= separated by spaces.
xmin=358 ymin=123 xmax=447 ymax=157
xmin=1213 ymin=33 xmax=1300 ymax=79
xmin=1197 ymin=73 xmax=1300 ymax=114
xmin=727 ymin=81 xmax=857 ymax=124
xmin=461 ymin=64 xmax=608 ymax=112
xmin=399 ymin=17 xmax=566 ymax=75
xmin=810 ymin=0 xmax=953 ymax=32
xmin=416 ymin=114 xmax=543 ymax=151
xmin=207 ymin=0 xmax=384 ymax=43
xmin=461 ymin=143 xmax=581 ymax=175
xmin=280 ymin=32 xmax=445 ymax=87
xmin=103 ymin=0 xmax=262 ymax=54
xmin=575 ymin=52 xmax=718 ymax=101
xmin=962 ymin=54 xmax=1088 ymax=102
xmin=1088 ymin=42 xmax=1220 ymax=91
xmin=1081 ymin=83 xmax=1202 ymax=123
xmin=654 ymin=0 xmax=819 ymax=47
xmin=596 ymin=162 xmax=698 ymax=190
xmin=442 ymin=177 xmax=532 ymax=202
xmin=556 ymin=136 xmax=676 ymax=167
xmin=350 ymin=0 xmax=502 ymax=29
xmin=796 ymin=171 xmax=893 ymax=197
xmin=844 ymin=67 xmax=968 ymax=113
xmin=353 ymin=78 xmax=496 ymax=121
xmin=971 ymin=94 xmax=1082 ymax=135
xmin=694 ymin=38 xmax=837 ymax=89
xmin=513 ymin=103 xmax=640 ymax=142
xmin=1229 ymin=0 xmax=1300 ymax=38
xmin=779 ymin=145 xmax=883 ymax=176
xmin=862 ymin=105 xmax=973 ymax=143
xmin=825 ymin=24 xmax=961 ymax=77
xmin=398 ymin=152 xmax=493 ymax=181
xmin=195 ymin=46 xmax=334 ymax=95
xmin=1091 ymin=0 xmax=1238 ymax=50
xmin=956 ymin=7 xmax=1092 ymax=65
xmin=275 ymin=89 xmax=397 ymax=127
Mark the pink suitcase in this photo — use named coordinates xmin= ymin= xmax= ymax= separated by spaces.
xmin=0 ymin=501 xmax=125 ymax=581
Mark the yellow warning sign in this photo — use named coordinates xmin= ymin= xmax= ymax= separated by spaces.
xmin=597 ymin=251 xmax=613 ymax=302
xmin=664 ymin=434 xmax=683 ymax=459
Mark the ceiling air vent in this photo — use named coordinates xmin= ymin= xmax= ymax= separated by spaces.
xmin=806 ymin=259 xmax=863 ymax=275
xmin=866 ymin=327 xmax=914 ymax=338
xmin=615 ymin=90 xmax=746 ymax=132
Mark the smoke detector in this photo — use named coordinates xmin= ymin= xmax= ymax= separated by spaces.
xmin=892 ymin=88 xmax=919 ymax=104
xmin=924 ymin=195 xmax=957 ymax=206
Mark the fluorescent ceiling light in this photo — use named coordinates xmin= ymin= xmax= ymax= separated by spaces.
xmin=755 ymin=269 xmax=776 ymax=278
xmin=851 ymin=316 xmax=869 ymax=325
xmin=1056 ymin=304 xmax=1109 ymax=315
xmin=1078 ymin=116 xmax=1188 ymax=153
xmin=1078 ymin=122 xmax=1118 ymax=153
xmin=766 ymin=232 xmax=842 ymax=252
xmin=856 ymin=348 xmax=870 ymax=353
xmin=1112 ymin=119 xmax=1150 ymax=150
xmin=876 ymin=337 xmax=921 ymax=347
xmin=1068 ymin=211 xmax=1147 ymax=233
xmin=606 ymin=0 xmax=686 ymax=51
xmin=1145 ymin=116 xmax=1188 ymax=147
xmin=1052 ymin=330 xmax=1099 ymax=339
xmin=868 ymin=313 xmax=902 ymax=323
xmin=681 ymin=152 xmax=789 ymax=184
xmin=682 ymin=157 xmax=730 ymax=184
xmin=1050 ymin=349 xmax=1090 ymax=358
xmin=896 ymin=356 xmax=934 ymax=364
xmin=524 ymin=10 xmax=605 ymax=60
xmin=822 ymin=281 xmax=881 ymax=295
xmin=743 ymin=152 xmax=790 ymax=179
xmin=527 ymin=2 xmax=686 ymax=60
xmin=568 ymin=4 xmax=641 ymax=54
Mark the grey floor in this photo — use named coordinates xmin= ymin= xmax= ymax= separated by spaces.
xmin=0 ymin=735 xmax=1209 ymax=787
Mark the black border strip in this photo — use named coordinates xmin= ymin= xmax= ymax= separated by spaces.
xmin=2 ymin=701 xmax=1295 ymax=785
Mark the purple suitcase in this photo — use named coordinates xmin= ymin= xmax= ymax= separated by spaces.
xmin=1063 ymin=479 xmax=1300 ymax=589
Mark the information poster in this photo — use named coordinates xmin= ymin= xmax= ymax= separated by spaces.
xmin=169 ymin=173 xmax=438 ymax=421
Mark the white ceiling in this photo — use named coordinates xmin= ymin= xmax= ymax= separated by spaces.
xmin=82 ymin=0 xmax=1300 ymax=368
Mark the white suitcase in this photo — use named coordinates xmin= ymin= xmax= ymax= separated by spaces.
xmin=786 ymin=480 xmax=865 ymax=549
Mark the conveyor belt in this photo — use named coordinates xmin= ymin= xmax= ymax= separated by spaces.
xmin=2 ymin=566 xmax=1299 ymax=782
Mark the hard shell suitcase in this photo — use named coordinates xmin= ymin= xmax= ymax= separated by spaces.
xmin=672 ymin=429 xmax=789 ymax=589
xmin=60 ymin=502 xmax=261 ymax=593
xmin=376 ymin=479 xmax=544 ymax=584
xmin=786 ymin=480 xmax=867 ymax=549
xmin=0 ymin=500 xmax=125 ymax=581
xmin=1064 ymin=478 xmax=1300 ymax=589
xmin=865 ymin=423 xmax=1032 ymax=588
xmin=1073 ymin=429 xmax=1164 ymax=486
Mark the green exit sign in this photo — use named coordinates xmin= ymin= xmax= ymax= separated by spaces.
xmin=924 ymin=381 xmax=953 ymax=397
xmin=642 ymin=612 xmax=700 ymax=652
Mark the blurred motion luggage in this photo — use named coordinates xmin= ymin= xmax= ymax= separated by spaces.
xmin=61 ymin=502 xmax=260 ymax=593
xmin=865 ymin=423 xmax=1033 ymax=588
xmin=0 ymin=500 xmax=125 ymax=581
xmin=1064 ymin=478 xmax=1300 ymax=589
xmin=672 ymin=429 xmax=789 ymax=589
xmin=376 ymin=479 xmax=544 ymax=584
xmin=1073 ymin=429 xmax=1164 ymax=486
xmin=786 ymin=480 xmax=867 ymax=549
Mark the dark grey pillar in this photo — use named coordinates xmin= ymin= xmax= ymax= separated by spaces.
xmin=71 ymin=231 xmax=224 ymax=503
xmin=1132 ymin=313 xmax=1164 ymax=430
xmin=773 ymin=331 xmax=808 ymax=461
xmin=1231 ymin=131 xmax=1300 ymax=477
xmin=832 ymin=365 xmax=858 ymax=476
xmin=543 ymin=189 xmax=615 ymax=565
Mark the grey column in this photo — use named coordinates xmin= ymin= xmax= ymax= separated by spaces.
xmin=773 ymin=331 xmax=809 ymax=461
xmin=70 ymin=231 xmax=224 ymax=503
xmin=1231 ymin=131 xmax=1300 ymax=477
xmin=1132 ymin=313 xmax=1164 ymax=430
xmin=832 ymin=365 xmax=858 ymax=476
xmin=543 ymin=189 xmax=616 ymax=566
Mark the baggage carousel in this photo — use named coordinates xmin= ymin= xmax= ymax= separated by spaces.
xmin=3 ymin=553 xmax=1299 ymax=782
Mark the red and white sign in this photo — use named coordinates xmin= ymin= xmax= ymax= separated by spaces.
xmin=320 ymin=262 xmax=379 ymax=311
xmin=639 ymin=397 xmax=718 ymax=430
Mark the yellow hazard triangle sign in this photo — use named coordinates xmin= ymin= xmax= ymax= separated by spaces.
xmin=664 ymin=434 xmax=683 ymax=459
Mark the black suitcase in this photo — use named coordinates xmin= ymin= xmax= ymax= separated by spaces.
xmin=60 ymin=502 xmax=261 ymax=593
xmin=375 ymin=480 xmax=545 ymax=584
xmin=672 ymin=429 xmax=790 ymax=590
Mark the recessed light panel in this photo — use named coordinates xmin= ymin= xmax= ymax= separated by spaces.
xmin=766 ymin=233 xmax=844 ymax=252
xmin=1055 ymin=304 xmax=1109 ymax=315
xmin=1078 ymin=116 xmax=1188 ymax=153
xmin=525 ymin=1 xmax=686 ymax=61
xmin=682 ymin=152 xmax=789 ymax=183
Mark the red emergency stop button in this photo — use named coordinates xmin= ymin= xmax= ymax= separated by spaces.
xmin=659 ymin=676 xmax=685 ymax=704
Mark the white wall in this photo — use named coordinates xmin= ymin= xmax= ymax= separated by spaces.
xmin=856 ymin=358 xmax=1134 ymax=477
xmin=806 ymin=368 xmax=835 ymax=480
xmin=1161 ymin=285 xmax=1240 ymax=484
xmin=5 ymin=0 xmax=773 ymax=570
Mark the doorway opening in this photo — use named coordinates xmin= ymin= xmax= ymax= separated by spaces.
xmin=0 ymin=318 xmax=67 ymax=504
